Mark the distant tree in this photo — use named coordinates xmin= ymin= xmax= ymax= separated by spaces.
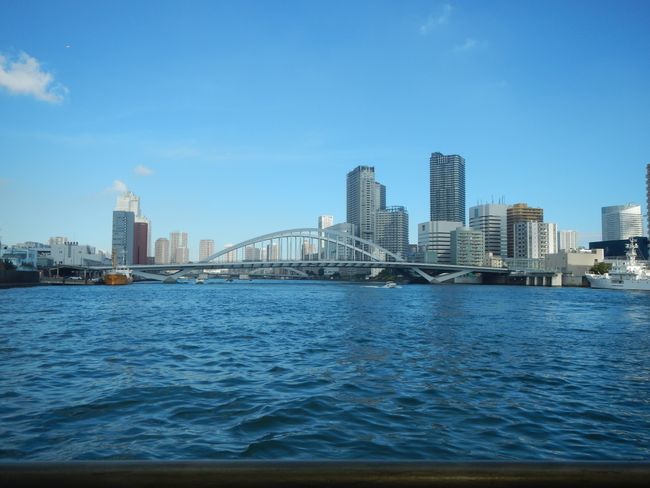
xmin=589 ymin=262 xmax=611 ymax=275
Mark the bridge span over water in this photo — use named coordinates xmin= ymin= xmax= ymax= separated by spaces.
xmin=91 ymin=228 xmax=509 ymax=284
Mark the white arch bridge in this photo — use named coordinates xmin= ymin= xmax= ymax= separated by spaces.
xmin=92 ymin=228 xmax=509 ymax=284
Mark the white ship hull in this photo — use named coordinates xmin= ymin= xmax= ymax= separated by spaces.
xmin=586 ymin=238 xmax=650 ymax=291
xmin=586 ymin=275 xmax=650 ymax=291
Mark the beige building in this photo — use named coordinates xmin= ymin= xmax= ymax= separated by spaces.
xmin=545 ymin=249 xmax=604 ymax=276
xmin=154 ymin=238 xmax=170 ymax=264
xmin=199 ymin=239 xmax=215 ymax=262
xmin=507 ymin=203 xmax=543 ymax=257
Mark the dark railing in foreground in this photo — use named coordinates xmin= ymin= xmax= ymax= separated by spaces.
xmin=2 ymin=462 xmax=650 ymax=487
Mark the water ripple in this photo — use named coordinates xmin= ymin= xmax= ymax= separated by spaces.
xmin=1 ymin=282 xmax=649 ymax=460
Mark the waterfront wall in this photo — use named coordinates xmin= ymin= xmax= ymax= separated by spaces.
xmin=0 ymin=270 xmax=40 ymax=287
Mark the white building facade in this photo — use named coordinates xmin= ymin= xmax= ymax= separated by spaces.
xmin=418 ymin=221 xmax=463 ymax=264
xmin=513 ymin=222 xmax=558 ymax=259
xmin=170 ymin=231 xmax=189 ymax=264
xmin=469 ymin=203 xmax=508 ymax=257
xmin=558 ymin=230 xmax=578 ymax=251
xmin=601 ymin=204 xmax=643 ymax=240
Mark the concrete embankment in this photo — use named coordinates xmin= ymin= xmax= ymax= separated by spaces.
xmin=0 ymin=270 xmax=40 ymax=288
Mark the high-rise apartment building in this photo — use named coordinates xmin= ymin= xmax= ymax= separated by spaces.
xmin=513 ymin=222 xmax=558 ymax=259
xmin=113 ymin=190 xmax=151 ymax=261
xmin=112 ymin=210 xmax=135 ymax=265
xmin=154 ymin=238 xmax=170 ymax=264
xmin=318 ymin=215 xmax=334 ymax=259
xmin=506 ymin=203 xmax=543 ymax=257
xmin=558 ymin=230 xmax=578 ymax=251
xmin=451 ymin=227 xmax=485 ymax=266
xmin=375 ymin=206 xmax=409 ymax=259
xmin=601 ymin=204 xmax=643 ymax=241
xmin=469 ymin=203 xmax=508 ymax=257
xmin=133 ymin=221 xmax=149 ymax=264
xmin=170 ymin=231 xmax=189 ymax=264
xmin=318 ymin=215 xmax=334 ymax=230
xmin=429 ymin=152 xmax=466 ymax=225
xmin=346 ymin=165 xmax=385 ymax=242
xmin=199 ymin=239 xmax=215 ymax=261
xmin=223 ymin=244 xmax=236 ymax=263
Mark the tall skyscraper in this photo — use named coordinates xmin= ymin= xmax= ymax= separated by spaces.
xmin=170 ymin=231 xmax=189 ymax=264
xmin=601 ymin=204 xmax=643 ymax=240
xmin=429 ymin=152 xmax=466 ymax=225
xmin=506 ymin=203 xmax=543 ymax=257
xmin=199 ymin=239 xmax=215 ymax=261
xmin=376 ymin=206 xmax=409 ymax=259
xmin=154 ymin=238 xmax=170 ymax=264
xmin=114 ymin=190 xmax=151 ymax=260
xmin=469 ymin=203 xmax=508 ymax=257
xmin=133 ymin=222 xmax=148 ymax=264
xmin=112 ymin=210 xmax=135 ymax=265
xmin=346 ymin=165 xmax=384 ymax=242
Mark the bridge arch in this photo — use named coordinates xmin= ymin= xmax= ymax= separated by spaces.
xmin=202 ymin=228 xmax=405 ymax=264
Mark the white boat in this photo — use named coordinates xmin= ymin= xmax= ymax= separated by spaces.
xmin=585 ymin=238 xmax=650 ymax=290
xmin=383 ymin=281 xmax=397 ymax=288
xmin=195 ymin=278 xmax=205 ymax=285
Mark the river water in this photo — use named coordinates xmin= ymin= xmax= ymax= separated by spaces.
xmin=1 ymin=281 xmax=649 ymax=460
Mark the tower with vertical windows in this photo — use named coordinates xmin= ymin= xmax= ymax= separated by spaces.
xmin=429 ymin=152 xmax=466 ymax=225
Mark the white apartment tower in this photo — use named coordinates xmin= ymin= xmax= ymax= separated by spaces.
xmin=558 ymin=230 xmax=578 ymax=251
xmin=346 ymin=165 xmax=385 ymax=242
xmin=170 ymin=231 xmax=189 ymax=264
xmin=514 ymin=222 xmax=558 ymax=259
xmin=318 ymin=215 xmax=334 ymax=230
xmin=601 ymin=204 xmax=643 ymax=241
xmin=469 ymin=203 xmax=508 ymax=257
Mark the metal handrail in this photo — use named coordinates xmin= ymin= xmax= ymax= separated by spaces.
xmin=2 ymin=461 xmax=650 ymax=487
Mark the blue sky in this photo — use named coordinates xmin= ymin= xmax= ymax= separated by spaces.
xmin=1 ymin=0 xmax=649 ymax=259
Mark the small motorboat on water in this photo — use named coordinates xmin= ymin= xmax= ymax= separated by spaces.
xmin=383 ymin=281 xmax=397 ymax=288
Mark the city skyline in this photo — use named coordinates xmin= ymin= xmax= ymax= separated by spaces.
xmin=1 ymin=1 xmax=650 ymax=260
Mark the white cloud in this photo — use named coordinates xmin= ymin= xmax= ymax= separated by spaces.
xmin=105 ymin=180 xmax=128 ymax=194
xmin=134 ymin=164 xmax=154 ymax=176
xmin=0 ymin=51 xmax=67 ymax=103
xmin=420 ymin=3 xmax=453 ymax=34
xmin=453 ymin=38 xmax=478 ymax=52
